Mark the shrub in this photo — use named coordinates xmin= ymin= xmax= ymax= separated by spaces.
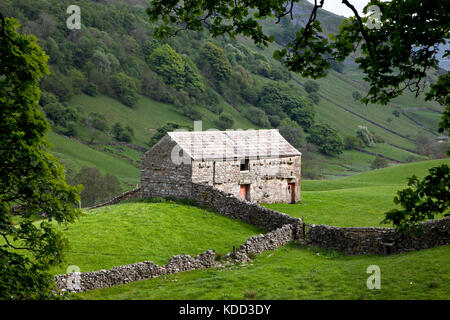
xmin=215 ymin=113 xmax=234 ymax=130
xmin=343 ymin=136 xmax=364 ymax=150
xmin=370 ymin=156 xmax=389 ymax=169
xmin=84 ymin=83 xmax=98 ymax=97
xmin=244 ymin=107 xmax=270 ymax=127
xmin=308 ymin=92 xmax=320 ymax=105
xmin=352 ymin=91 xmax=362 ymax=101
xmin=88 ymin=112 xmax=108 ymax=132
xmin=304 ymin=80 xmax=320 ymax=93
xmin=111 ymin=122 xmax=134 ymax=142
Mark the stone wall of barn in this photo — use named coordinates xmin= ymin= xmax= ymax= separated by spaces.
xmin=140 ymin=136 xmax=193 ymax=199
xmin=191 ymin=156 xmax=301 ymax=204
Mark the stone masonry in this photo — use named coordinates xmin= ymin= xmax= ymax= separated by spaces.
xmin=141 ymin=130 xmax=302 ymax=203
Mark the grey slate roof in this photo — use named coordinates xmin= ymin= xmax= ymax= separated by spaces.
xmin=168 ymin=129 xmax=301 ymax=161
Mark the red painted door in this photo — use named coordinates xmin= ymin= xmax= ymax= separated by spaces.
xmin=288 ymin=183 xmax=295 ymax=204
xmin=240 ymin=185 xmax=247 ymax=199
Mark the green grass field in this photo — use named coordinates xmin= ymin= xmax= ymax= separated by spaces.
xmin=50 ymin=200 xmax=261 ymax=275
xmin=56 ymin=158 xmax=450 ymax=300
xmin=266 ymin=159 xmax=450 ymax=227
xmin=80 ymin=242 xmax=450 ymax=300
xmin=47 ymin=131 xmax=140 ymax=189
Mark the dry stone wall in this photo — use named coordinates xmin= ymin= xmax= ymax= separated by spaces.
xmin=54 ymin=224 xmax=295 ymax=293
xmin=306 ymin=218 xmax=450 ymax=255
xmin=191 ymin=183 xmax=304 ymax=238
xmin=87 ymin=187 xmax=141 ymax=210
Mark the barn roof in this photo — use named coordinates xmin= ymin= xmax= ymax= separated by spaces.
xmin=167 ymin=129 xmax=301 ymax=161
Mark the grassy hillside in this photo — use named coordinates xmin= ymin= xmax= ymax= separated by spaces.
xmin=266 ymin=159 xmax=450 ymax=227
xmin=2 ymin=0 xmax=446 ymax=198
xmin=50 ymin=200 xmax=261 ymax=275
xmin=80 ymin=242 xmax=450 ymax=300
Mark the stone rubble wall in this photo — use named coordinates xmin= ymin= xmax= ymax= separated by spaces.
xmin=306 ymin=217 xmax=450 ymax=255
xmin=54 ymin=224 xmax=295 ymax=293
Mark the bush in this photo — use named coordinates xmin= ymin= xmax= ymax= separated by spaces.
xmin=304 ymin=80 xmax=320 ymax=93
xmin=215 ymin=113 xmax=234 ymax=130
xmin=352 ymin=91 xmax=362 ymax=101
xmin=279 ymin=126 xmax=305 ymax=150
xmin=308 ymin=92 xmax=320 ymax=105
xmin=343 ymin=136 xmax=364 ymax=150
xmin=244 ymin=107 xmax=270 ymax=127
xmin=111 ymin=122 xmax=134 ymax=142
xmin=370 ymin=156 xmax=389 ymax=169
xmin=88 ymin=112 xmax=108 ymax=132
xmin=84 ymin=83 xmax=98 ymax=97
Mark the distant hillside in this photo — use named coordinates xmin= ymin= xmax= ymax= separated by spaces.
xmin=1 ymin=0 xmax=447 ymax=205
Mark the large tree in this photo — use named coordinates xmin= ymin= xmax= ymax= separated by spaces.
xmin=147 ymin=0 xmax=449 ymax=134
xmin=0 ymin=15 xmax=81 ymax=299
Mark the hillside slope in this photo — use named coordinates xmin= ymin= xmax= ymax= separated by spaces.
xmin=2 ymin=0 xmax=446 ymax=203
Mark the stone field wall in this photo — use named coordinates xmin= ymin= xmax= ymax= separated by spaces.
xmin=306 ymin=217 xmax=450 ymax=255
xmin=57 ymin=182 xmax=449 ymax=293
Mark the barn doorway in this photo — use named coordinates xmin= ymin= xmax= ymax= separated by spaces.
xmin=240 ymin=184 xmax=250 ymax=201
xmin=288 ymin=183 xmax=295 ymax=204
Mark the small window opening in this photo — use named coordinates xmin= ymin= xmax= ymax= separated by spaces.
xmin=240 ymin=159 xmax=249 ymax=171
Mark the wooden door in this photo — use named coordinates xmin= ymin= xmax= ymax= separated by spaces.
xmin=288 ymin=183 xmax=295 ymax=204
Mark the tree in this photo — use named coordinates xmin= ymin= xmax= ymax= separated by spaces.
xmin=392 ymin=110 xmax=401 ymax=118
xmin=343 ymin=135 xmax=364 ymax=150
xmin=215 ymin=113 xmax=234 ymax=130
xmin=356 ymin=125 xmax=375 ymax=147
xmin=69 ymin=167 xmax=122 ymax=207
xmin=111 ymin=122 xmax=134 ymax=142
xmin=307 ymin=124 xmax=344 ymax=156
xmin=279 ymin=126 xmax=305 ymax=150
xmin=149 ymin=122 xmax=190 ymax=147
xmin=148 ymin=0 xmax=449 ymax=136
xmin=111 ymin=72 xmax=139 ymax=108
xmin=304 ymin=80 xmax=319 ymax=94
xmin=352 ymin=91 xmax=362 ymax=101
xmin=382 ymin=164 xmax=449 ymax=233
xmin=148 ymin=44 xmax=186 ymax=89
xmin=199 ymin=42 xmax=233 ymax=86
xmin=0 ymin=15 xmax=81 ymax=299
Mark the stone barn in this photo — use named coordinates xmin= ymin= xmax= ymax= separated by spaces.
xmin=141 ymin=129 xmax=302 ymax=204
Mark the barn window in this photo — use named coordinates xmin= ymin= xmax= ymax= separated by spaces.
xmin=240 ymin=159 xmax=249 ymax=171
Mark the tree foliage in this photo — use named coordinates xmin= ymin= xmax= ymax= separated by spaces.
xmin=147 ymin=0 xmax=449 ymax=135
xmin=69 ymin=167 xmax=122 ymax=207
xmin=111 ymin=72 xmax=139 ymax=108
xmin=307 ymin=124 xmax=344 ymax=156
xmin=0 ymin=16 xmax=81 ymax=299
xmin=382 ymin=165 xmax=449 ymax=233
